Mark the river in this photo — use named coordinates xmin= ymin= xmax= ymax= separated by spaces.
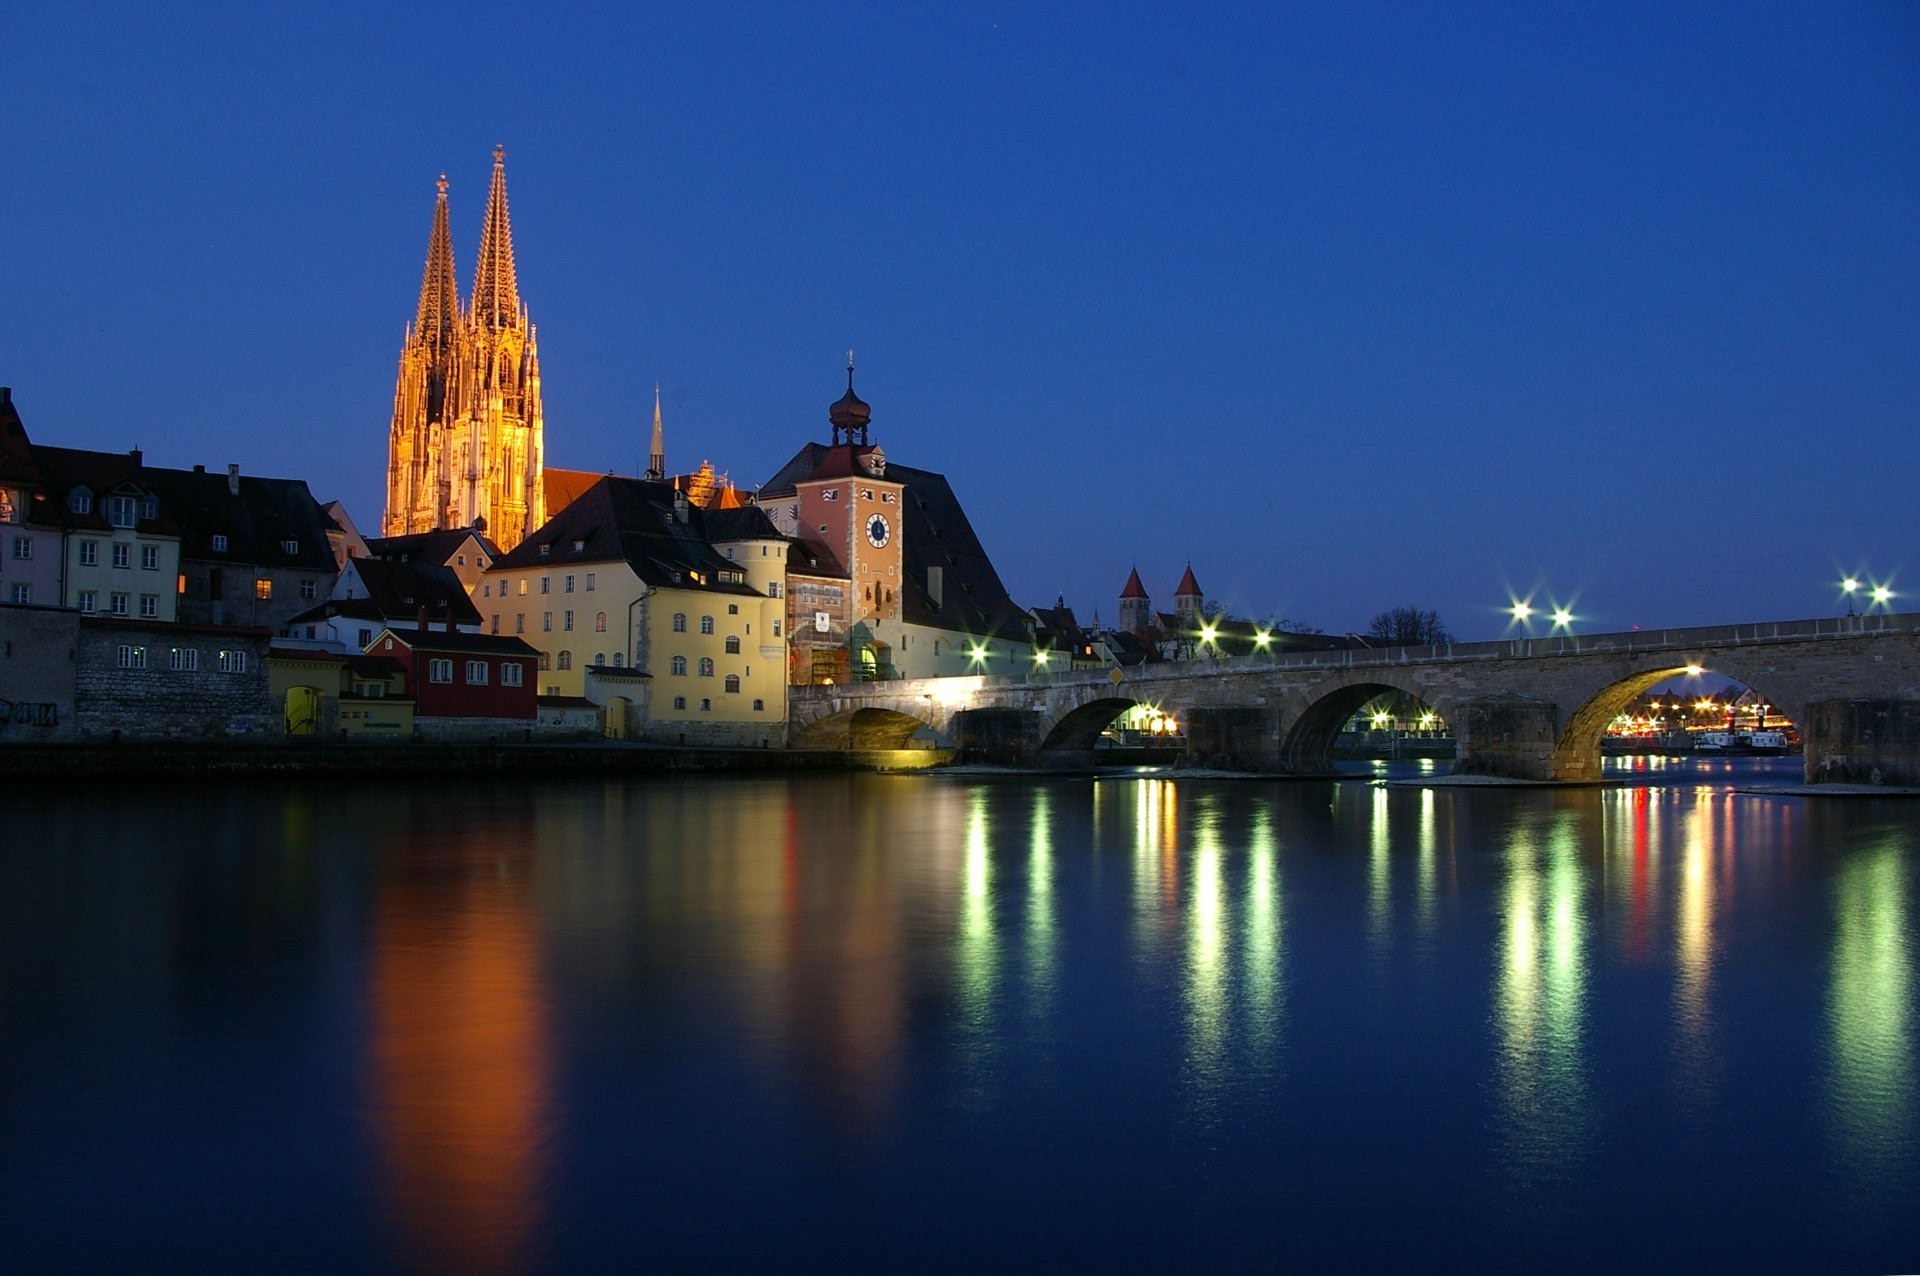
xmin=2 ymin=758 xmax=1915 ymax=1271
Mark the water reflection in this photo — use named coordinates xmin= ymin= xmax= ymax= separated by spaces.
xmin=1672 ymin=791 xmax=1723 ymax=1109
xmin=368 ymin=817 xmax=551 ymax=1274
xmin=1243 ymin=805 xmax=1284 ymax=1063
xmin=1493 ymin=811 xmax=1591 ymax=1188
xmin=1027 ymin=787 xmax=1058 ymax=1023
xmin=1828 ymin=837 xmax=1915 ymax=1191
xmin=1184 ymin=797 xmax=1229 ymax=1111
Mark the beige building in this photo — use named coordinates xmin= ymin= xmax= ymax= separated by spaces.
xmin=483 ymin=476 xmax=788 ymax=745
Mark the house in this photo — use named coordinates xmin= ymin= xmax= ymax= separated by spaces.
xmin=28 ymin=444 xmax=183 ymax=622
xmin=141 ymin=463 xmax=340 ymax=631
xmin=278 ymin=558 xmax=480 ymax=653
xmin=483 ymin=475 xmax=788 ymax=745
xmin=364 ymin=626 xmax=539 ymax=736
xmin=362 ymin=527 xmax=501 ymax=597
xmin=0 ymin=388 xmax=63 ymax=608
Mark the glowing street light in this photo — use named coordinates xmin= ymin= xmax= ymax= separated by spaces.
xmin=1510 ymin=601 xmax=1533 ymax=622
xmin=1872 ymin=586 xmax=1893 ymax=608
xmin=1253 ymin=627 xmax=1272 ymax=651
xmin=1842 ymin=577 xmax=1861 ymax=616
xmin=1684 ymin=664 xmax=1704 ymax=677
xmin=1032 ymin=648 xmax=1049 ymax=667
xmin=1551 ymin=607 xmax=1574 ymax=630
xmin=968 ymin=643 xmax=990 ymax=667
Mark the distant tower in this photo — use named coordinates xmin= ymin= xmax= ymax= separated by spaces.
xmin=1173 ymin=563 xmax=1204 ymax=626
xmin=646 ymin=384 xmax=665 ymax=480
xmin=1118 ymin=567 xmax=1151 ymax=633
xmin=381 ymin=146 xmax=546 ymax=550
xmin=829 ymin=350 xmax=871 ymax=447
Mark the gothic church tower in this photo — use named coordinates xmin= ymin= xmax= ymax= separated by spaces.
xmin=383 ymin=147 xmax=546 ymax=550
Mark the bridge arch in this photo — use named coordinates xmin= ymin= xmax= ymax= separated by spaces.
xmin=1039 ymin=697 xmax=1143 ymax=752
xmin=1550 ymin=655 xmax=1807 ymax=782
xmin=790 ymin=706 xmax=932 ymax=751
xmin=1281 ymin=674 xmax=1457 ymax=773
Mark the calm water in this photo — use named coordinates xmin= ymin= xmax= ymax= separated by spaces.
xmin=3 ymin=759 xmax=1917 ymax=1272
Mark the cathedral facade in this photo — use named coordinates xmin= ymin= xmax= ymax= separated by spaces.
xmin=383 ymin=147 xmax=545 ymax=551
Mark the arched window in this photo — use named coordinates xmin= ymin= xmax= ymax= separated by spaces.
xmin=557 ymin=651 xmax=572 ymax=670
xmin=670 ymin=656 xmax=687 ymax=675
xmin=700 ymin=698 xmax=712 ymax=711
xmin=672 ymin=613 xmax=687 ymax=632
xmin=724 ymin=675 xmax=740 ymax=693
xmin=698 ymin=657 xmax=715 ymax=677
xmin=700 ymin=615 xmax=715 ymax=634
xmin=595 ymin=612 xmax=606 ymax=632
xmin=613 ymin=652 xmax=624 ymax=667
xmin=538 ymin=652 xmax=551 ymax=670
xmin=752 ymin=698 xmax=764 ymax=711
xmin=724 ymin=635 xmax=741 ymax=654
xmin=592 ymin=653 xmax=605 ymax=666
xmin=673 ymin=696 xmax=686 ymax=710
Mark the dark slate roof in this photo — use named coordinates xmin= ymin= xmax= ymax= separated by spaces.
xmin=0 ymin=388 xmax=42 ymax=488
xmin=140 ymin=466 xmax=338 ymax=571
xmin=1031 ymin=603 xmax=1089 ymax=647
xmin=762 ymin=445 xmax=1029 ymax=641
xmin=27 ymin=445 xmax=180 ymax=535
xmin=491 ymin=476 xmax=773 ymax=597
xmin=365 ymin=528 xmax=501 ymax=565
xmin=787 ymin=536 xmax=848 ymax=579
xmin=348 ymin=559 xmax=481 ymax=624
xmin=374 ymin=628 xmax=541 ymax=656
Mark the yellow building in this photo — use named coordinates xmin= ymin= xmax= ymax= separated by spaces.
xmin=481 ymin=476 xmax=788 ymax=746
xmin=267 ymin=648 xmax=414 ymax=738
xmin=383 ymin=148 xmax=545 ymax=551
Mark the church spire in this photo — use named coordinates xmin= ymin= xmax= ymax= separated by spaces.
xmin=470 ymin=144 xmax=522 ymax=330
xmin=647 ymin=383 xmax=666 ymax=480
xmin=413 ymin=174 xmax=459 ymax=354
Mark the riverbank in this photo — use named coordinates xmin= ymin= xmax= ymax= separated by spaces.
xmin=3 ymin=740 xmax=955 ymax=781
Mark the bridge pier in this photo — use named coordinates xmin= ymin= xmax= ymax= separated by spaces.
xmin=951 ymin=707 xmax=1044 ymax=766
xmin=1182 ymin=705 xmax=1282 ymax=772
xmin=1803 ymin=699 xmax=1920 ymax=786
xmin=1454 ymin=696 xmax=1559 ymax=782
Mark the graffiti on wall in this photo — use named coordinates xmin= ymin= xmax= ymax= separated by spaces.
xmin=0 ymin=700 xmax=60 ymax=728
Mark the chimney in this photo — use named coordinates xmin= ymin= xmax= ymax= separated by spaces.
xmin=193 ymin=464 xmax=205 ymax=473
xmin=129 ymin=448 xmax=143 ymax=468
xmin=227 ymin=463 xmax=239 ymax=496
xmin=0 ymin=387 xmax=11 ymax=407
xmin=417 ymin=606 xmax=429 ymax=634
xmin=927 ymin=565 xmax=944 ymax=610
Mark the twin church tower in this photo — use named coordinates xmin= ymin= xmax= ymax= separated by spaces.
xmin=383 ymin=147 xmax=545 ymax=549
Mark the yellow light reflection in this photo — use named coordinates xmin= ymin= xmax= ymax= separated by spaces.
xmin=1245 ymin=804 xmax=1284 ymax=1060
xmin=958 ymin=788 xmax=999 ymax=1042
xmin=1672 ymin=792 xmax=1720 ymax=1107
xmin=1184 ymin=812 xmax=1229 ymax=1108
xmin=1027 ymin=788 xmax=1057 ymax=1019
xmin=1368 ymin=785 xmax=1392 ymax=956
xmin=1416 ymin=788 xmax=1438 ymax=933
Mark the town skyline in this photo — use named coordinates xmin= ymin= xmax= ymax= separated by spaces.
xmin=7 ymin=3 xmax=1915 ymax=640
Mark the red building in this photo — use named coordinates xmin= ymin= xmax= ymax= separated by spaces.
xmin=369 ymin=627 xmax=539 ymax=720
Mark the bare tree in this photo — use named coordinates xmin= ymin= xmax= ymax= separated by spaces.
xmin=1367 ymin=606 xmax=1453 ymax=646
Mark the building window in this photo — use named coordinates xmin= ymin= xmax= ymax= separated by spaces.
xmin=501 ymin=663 xmax=523 ymax=687
xmin=11 ymin=537 xmax=30 ymax=561
xmin=517 ymin=580 xmax=528 ymax=596
xmin=8 ymin=583 xmax=28 ymax=604
xmin=79 ymin=540 xmax=98 ymax=566
xmin=538 ymin=545 xmax=550 ymax=559
xmin=724 ymin=635 xmax=741 ymax=654
xmin=255 ymin=578 xmax=272 ymax=600
xmin=211 ymin=534 xmax=228 ymax=552
xmin=457 ymin=554 xmax=466 ymax=567
xmin=218 ymin=649 xmax=249 ymax=674
xmin=564 ymin=575 xmax=574 ymax=593
xmin=540 ymin=576 xmax=550 ymax=594
xmin=168 ymin=647 xmax=199 ymax=672
xmin=142 ymin=496 xmax=157 ymax=520
xmin=515 ymin=614 xmax=525 ymax=634
xmin=537 ymin=652 xmax=551 ymax=671
xmin=77 ymin=590 xmax=96 ymax=612
xmin=428 ymin=659 xmax=453 ymax=683
xmin=700 ymin=698 xmax=711 ymax=712
xmin=724 ymin=674 xmax=740 ymax=693
xmin=670 ymin=656 xmax=687 ymax=675
xmin=594 ymin=611 xmax=606 ymax=632
xmin=768 ymin=582 xmax=782 ymax=599
xmin=139 ymin=544 xmax=157 ymax=570
xmin=281 ymin=539 xmax=299 ymax=554
xmin=482 ymin=583 xmax=491 ymax=597
xmin=67 ymin=490 xmax=92 ymax=515
xmin=672 ymin=613 xmax=687 ymax=632
xmin=613 ymin=652 xmax=624 ymax=667
xmin=563 ymin=610 xmax=574 ymax=631
xmin=822 ymin=489 xmax=838 ymax=501
xmin=139 ymin=595 xmax=158 ymax=618
xmin=557 ymin=651 xmax=572 ymax=670
xmin=698 ymin=657 xmax=714 ymax=677
xmin=116 ymin=644 xmax=147 ymax=669
xmin=107 ymin=495 xmax=137 ymax=528
xmin=357 ymin=628 xmax=372 ymax=648
xmin=110 ymin=592 xmax=129 ymax=616
xmin=673 ymin=696 xmax=686 ymax=710
xmin=773 ymin=620 xmax=782 ymax=637
xmin=465 ymin=660 xmax=488 ymax=684
xmin=299 ymin=579 xmax=318 ymax=600
xmin=752 ymin=698 xmax=765 ymax=711
xmin=543 ymin=612 xmax=553 ymax=632
xmin=727 ymin=604 xmax=739 ymax=615
xmin=585 ymin=573 xmax=596 ymax=592
xmin=700 ymin=615 xmax=714 ymax=634
xmin=112 ymin=543 xmax=131 ymax=569
xmin=491 ymin=615 xmax=500 ymax=634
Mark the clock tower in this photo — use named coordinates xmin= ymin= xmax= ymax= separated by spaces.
xmin=790 ymin=358 xmax=904 ymax=636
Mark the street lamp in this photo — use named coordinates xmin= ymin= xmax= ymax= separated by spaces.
xmin=1872 ymin=585 xmax=1893 ymax=610
xmin=1842 ymin=577 xmax=1860 ymax=616
xmin=1551 ymin=607 xmax=1574 ymax=630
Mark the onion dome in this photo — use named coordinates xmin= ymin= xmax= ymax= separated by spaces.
xmin=829 ymin=352 xmax=870 ymax=437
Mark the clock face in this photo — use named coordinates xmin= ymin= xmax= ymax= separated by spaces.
xmin=866 ymin=513 xmax=891 ymax=548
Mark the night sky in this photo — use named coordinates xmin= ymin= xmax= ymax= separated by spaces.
xmin=6 ymin=2 xmax=1915 ymax=639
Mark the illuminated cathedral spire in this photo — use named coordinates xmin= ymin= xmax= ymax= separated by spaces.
xmin=415 ymin=174 xmax=460 ymax=354
xmin=469 ymin=145 xmax=522 ymax=331
xmin=646 ymin=384 xmax=666 ymax=480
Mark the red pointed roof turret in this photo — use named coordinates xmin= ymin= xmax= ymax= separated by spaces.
xmin=1174 ymin=563 xmax=1203 ymax=598
xmin=1120 ymin=567 xmax=1148 ymax=600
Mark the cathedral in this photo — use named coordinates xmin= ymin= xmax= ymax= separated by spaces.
xmin=382 ymin=147 xmax=545 ymax=550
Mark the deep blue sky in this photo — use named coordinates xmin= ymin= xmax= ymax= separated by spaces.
xmin=6 ymin=2 xmax=1915 ymax=639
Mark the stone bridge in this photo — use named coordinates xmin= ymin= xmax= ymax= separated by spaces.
xmin=789 ymin=613 xmax=1920 ymax=784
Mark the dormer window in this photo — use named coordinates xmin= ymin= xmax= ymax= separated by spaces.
xmin=141 ymin=496 xmax=158 ymax=520
xmin=281 ymin=538 xmax=299 ymax=555
xmin=106 ymin=495 xmax=138 ymax=528
xmin=538 ymin=545 xmax=550 ymax=559
xmin=67 ymin=488 xmax=92 ymax=516
xmin=572 ymin=539 xmax=585 ymax=554
xmin=211 ymin=534 xmax=229 ymax=552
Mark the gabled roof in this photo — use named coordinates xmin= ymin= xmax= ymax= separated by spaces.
xmin=492 ymin=475 xmax=774 ymax=596
xmin=365 ymin=528 xmax=501 ymax=566
xmin=543 ymin=467 xmax=608 ymax=517
xmin=0 ymin=388 xmax=42 ymax=488
xmin=373 ymin=628 xmax=540 ymax=657
xmin=762 ymin=442 xmax=893 ymax=495
xmin=787 ymin=536 xmax=848 ymax=579
xmin=140 ymin=466 xmax=338 ymax=571
xmin=347 ymin=558 xmax=481 ymax=624
xmin=1031 ymin=603 xmax=1088 ymax=647
xmin=27 ymin=445 xmax=181 ymax=535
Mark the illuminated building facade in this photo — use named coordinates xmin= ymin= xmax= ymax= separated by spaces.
xmin=383 ymin=148 xmax=545 ymax=551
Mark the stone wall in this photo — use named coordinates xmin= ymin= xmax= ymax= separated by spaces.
xmin=631 ymin=718 xmax=788 ymax=749
xmin=0 ymin=604 xmax=79 ymax=742
xmin=74 ymin=619 xmax=274 ymax=739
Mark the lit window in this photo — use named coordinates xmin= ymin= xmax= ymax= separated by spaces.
xmin=168 ymin=647 xmax=199 ymax=672
xmin=518 ymin=580 xmax=528 ymax=596
xmin=255 ymin=578 xmax=272 ymax=600
xmin=698 ymin=657 xmax=714 ymax=677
